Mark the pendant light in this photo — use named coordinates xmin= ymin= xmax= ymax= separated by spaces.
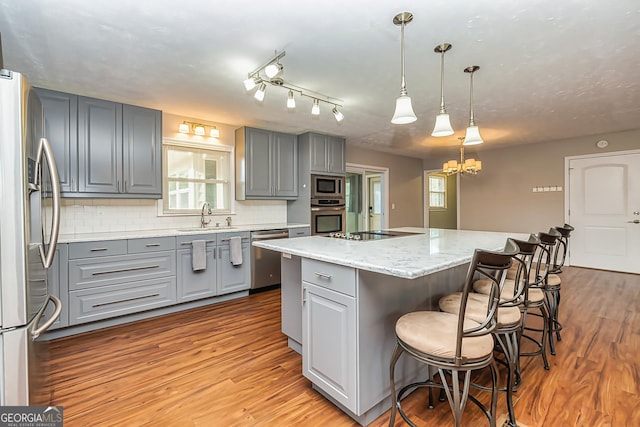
xmin=391 ymin=12 xmax=417 ymax=124
xmin=463 ymin=65 xmax=484 ymax=145
xmin=431 ymin=43 xmax=454 ymax=137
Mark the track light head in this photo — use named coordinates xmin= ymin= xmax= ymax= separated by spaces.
xmin=332 ymin=107 xmax=344 ymax=122
xmin=264 ymin=62 xmax=283 ymax=79
xmin=254 ymin=83 xmax=267 ymax=102
xmin=287 ymin=90 xmax=296 ymax=109
xmin=311 ymin=99 xmax=320 ymax=115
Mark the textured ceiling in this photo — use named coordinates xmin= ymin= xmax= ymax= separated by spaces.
xmin=1 ymin=0 xmax=639 ymax=159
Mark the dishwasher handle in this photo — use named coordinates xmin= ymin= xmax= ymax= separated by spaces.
xmin=251 ymin=230 xmax=289 ymax=240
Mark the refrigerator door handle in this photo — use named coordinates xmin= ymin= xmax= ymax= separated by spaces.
xmin=31 ymin=295 xmax=62 ymax=339
xmin=36 ymin=137 xmax=61 ymax=269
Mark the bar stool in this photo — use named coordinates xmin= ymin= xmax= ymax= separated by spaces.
xmin=484 ymin=233 xmax=552 ymax=370
xmin=389 ymin=240 xmax=518 ymax=427
xmin=546 ymin=224 xmax=573 ymax=352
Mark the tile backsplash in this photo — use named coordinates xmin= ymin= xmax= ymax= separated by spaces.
xmin=59 ymin=199 xmax=288 ymax=235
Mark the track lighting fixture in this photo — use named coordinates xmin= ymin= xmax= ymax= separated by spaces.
xmin=431 ymin=43 xmax=454 ymax=137
xmin=311 ymin=99 xmax=320 ymax=115
xmin=254 ymin=82 xmax=266 ymax=102
xmin=463 ymin=65 xmax=483 ymax=145
xmin=287 ymin=90 xmax=296 ymax=109
xmin=178 ymin=121 xmax=220 ymax=138
xmin=391 ymin=12 xmax=417 ymax=125
xmin=243 ymin=50 xmax=344 ymax=121
xmin=332 ymin=107 xmax=344 ymax=123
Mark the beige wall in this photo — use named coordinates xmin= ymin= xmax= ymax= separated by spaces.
xmin=346 ymin=145 xmax=424 ymax=228
xmin=423 ymin=128 xmax=640 ymax=233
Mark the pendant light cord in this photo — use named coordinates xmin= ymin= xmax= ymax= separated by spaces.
xmin=468 ymin=71 xmax=476 ymax=126
xmin=439 ymin=50 xmax=446 ymax=113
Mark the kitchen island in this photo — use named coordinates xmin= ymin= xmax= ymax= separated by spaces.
xmin=252 ymin=227 xmax=527 ymax=426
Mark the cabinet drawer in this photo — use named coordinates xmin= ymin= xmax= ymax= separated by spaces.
xmin=69 ymin=251 xmax=176 ymax=290
xmin=128 ymin=236 xmax=176 ymax=253
xmin=69 ymin=276 xmax=177 ymax=325
xmin=217 ymin=231 xmax=250 ymax=246
xmin=176 ymin=233 xmax=218 ymax=247
xmin=69 ymin=240 xmax=127 ymax=259
xmin=302 ymin=259 xmax=356 ymax=297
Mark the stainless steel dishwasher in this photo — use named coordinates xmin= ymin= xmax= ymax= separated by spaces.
xmin=250 ymin=229 xmax=289 ymax=290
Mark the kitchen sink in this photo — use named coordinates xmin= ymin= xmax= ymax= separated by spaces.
xmin=177 ymin=226 xmax=235 ymax=232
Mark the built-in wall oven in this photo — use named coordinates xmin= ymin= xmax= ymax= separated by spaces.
xmin=311 ymin=198 xmax=346 ymax=235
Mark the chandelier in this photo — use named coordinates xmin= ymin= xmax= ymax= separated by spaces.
xmin=443 ymin=139 xmax=482 ymax=175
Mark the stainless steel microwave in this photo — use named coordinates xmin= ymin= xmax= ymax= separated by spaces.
xmin=311 ymin=174 xmax=344 ymax=199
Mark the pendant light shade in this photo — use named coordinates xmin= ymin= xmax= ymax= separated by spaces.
xmin=432 ymin=113 xmax=454 ymax=136
xmin=392 ymin=96 xmax=417 ymax=124
xmin=431 ymin=43 xmax=454 ymax=137
xmin=463 ymin=125 xmax=483 ymax=145
xmin=463 ymin=65 xmax=484 ymax=145
xmin=391 ymin=12 xmax=417 ymax=125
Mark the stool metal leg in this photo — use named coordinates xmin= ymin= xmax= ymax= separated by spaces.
xmin=388 ymin=342 xmax=403 ymax=427
xmin=495 ymin=331 xmax=520 ymax=427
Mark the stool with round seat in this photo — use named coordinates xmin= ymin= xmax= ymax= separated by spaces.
xmin=447 ymin=236 xmax=538 ymax=427
xmin=545 ymin=224 xmax=573 ymax=353
xmin=388 ymin=240 xmax=518 ymax=427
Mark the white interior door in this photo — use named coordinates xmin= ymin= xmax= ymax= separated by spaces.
xmin=367 ymin=174 xmax=382 ymax=230
xmin=568 ymin=151 xmax=640 ymax=273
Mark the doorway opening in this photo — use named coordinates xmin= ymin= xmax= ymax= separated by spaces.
xmin=345 ymin=164 xmax=389 ymax=234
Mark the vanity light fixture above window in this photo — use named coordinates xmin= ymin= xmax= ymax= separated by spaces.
xmin=178 ymin=121 xmax=220 ymax=138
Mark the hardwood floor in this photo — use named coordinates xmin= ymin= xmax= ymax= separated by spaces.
xmin=37 ymin=267 xmax=640 ymax=426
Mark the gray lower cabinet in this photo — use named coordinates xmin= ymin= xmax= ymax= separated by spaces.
xmin=176 ymin=232 xmax=251 ymax=301
xmin=177 ymin=236 xmax=218 ymax=302
xmin=217 ymin=234 xmax=251 ymax=294
xmin=300 ymin=132 xmax=346 ymax=175
xmin=67 ymin=237 xmax=177 ymax=325
xmin=46 ymin=244 xmax=69 ymax=330
xmin=235 ymin=127 xmax=298 ymax=200
xmin=302 ymin=259 xmax=357 ymax=413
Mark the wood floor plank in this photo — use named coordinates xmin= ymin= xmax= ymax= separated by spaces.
xmin=36 ymin=266 xmax=640 ymax=426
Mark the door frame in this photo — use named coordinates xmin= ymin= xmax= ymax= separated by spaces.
xmin=423 ymin=169 xmax=459 ymax=229
xmin=346 ymin=163 xmax=389 ymax=230
xmin=564 ymin=148 xmax=640 ymax=267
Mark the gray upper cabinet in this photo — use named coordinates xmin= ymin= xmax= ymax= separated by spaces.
xmin=35 ymin=88 xmax=78 ymax=193
xmin=122 ymin=104 xmax=162 ymax=195
xmin=78 ymin=97 xmax=123 ymax=194
xmin=302 ymin=132 xmax=346 ymax=175
xmin=235 ymin=127 xmax=298 ymax=200
xmin=36 ymin=88 xmax=162 ymax=198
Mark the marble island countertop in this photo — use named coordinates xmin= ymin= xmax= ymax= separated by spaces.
xmin=253 ymin=227 xmax=529 ymax=279
xmin=58 ymin=223 xmax=309 ymax=243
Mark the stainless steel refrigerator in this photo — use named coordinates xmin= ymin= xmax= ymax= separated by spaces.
xmin=0 ymin=68 xmax=62 ymax=405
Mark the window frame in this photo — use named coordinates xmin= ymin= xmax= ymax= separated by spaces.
xmin=161 ymin=138 xmax=234 ymax=215
xmin=428 ymin=174 xmax=447 ymax=210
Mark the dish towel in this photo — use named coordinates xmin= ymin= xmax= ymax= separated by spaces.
xmin=229 ymin=236 xmax=243 ymax=266
xmin=192 ymin=240 xmax=207 ymax=271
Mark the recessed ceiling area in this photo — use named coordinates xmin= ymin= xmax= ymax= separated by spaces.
xmin=1 ymin=1 xmax=638 ymax=158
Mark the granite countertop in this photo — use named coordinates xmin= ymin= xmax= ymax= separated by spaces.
xmin=252 ymin=227 xmax=529 ymax=279
xmin=58 ymin=223 xmax=309 ymax=243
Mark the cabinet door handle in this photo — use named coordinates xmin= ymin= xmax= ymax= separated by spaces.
xmin=89 ymin=247 xmax=109 ymax=252
xmin=302 ymin=287 xmax=307 ymax=304
xmin=314 ymin=272 xmax=332 ymax=280
xmin=92 ymin=265 xmax=160 ymax=276
xmin=92 ymin=293 xmax=160 ymax=308
xmin=145 ymin=243 xmax=161 ymax=247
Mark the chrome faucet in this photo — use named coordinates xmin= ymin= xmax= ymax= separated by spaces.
xmin=225 ymin=216 xmax=232 ymax=227
xmin=201 ymin=202 xmax=212 ymax=228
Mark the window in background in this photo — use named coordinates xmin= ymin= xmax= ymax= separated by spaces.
xmin=428 ymin=175 xmax=447 ymax=209
xmin=163 ymin=141 xmax=231 ymax=214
